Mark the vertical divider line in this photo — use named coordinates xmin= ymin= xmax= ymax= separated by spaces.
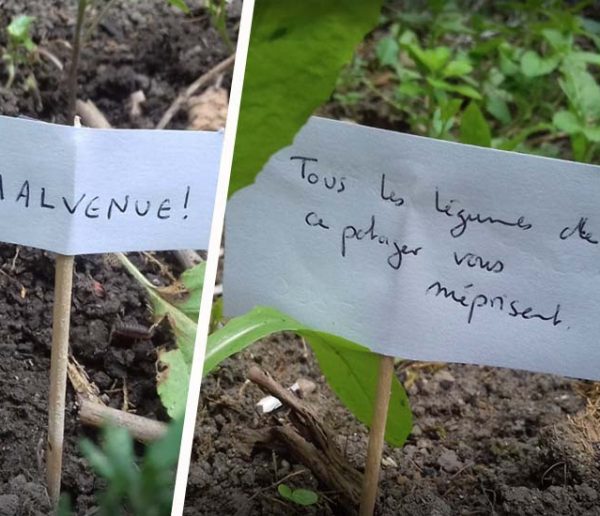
xmin=170 ymin=0 xmax=256 ymax=513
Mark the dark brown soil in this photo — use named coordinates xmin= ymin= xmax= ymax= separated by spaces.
xmin=0 ymin=0 xmax=234 ymax=514
xmin=185 ymin=335 xmax=600 ymax=516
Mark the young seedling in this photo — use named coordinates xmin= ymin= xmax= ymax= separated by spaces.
xmin=3 ymin=15 xmax=37 ymax=88
xmin=277 ymin=483 xmax=319 ymax=507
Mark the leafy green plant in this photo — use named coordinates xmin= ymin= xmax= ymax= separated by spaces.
xmin=2 ymin=15 xmax=37 ymax=88
xmin=334 ymin=0 xmax=600 ymax=162
xmin=59 ymin=418 xmax=183 ymax=516
xmin=277 ymin=483 xmax=319 ymax=507
xmin=205 ymin=306 xmax=412 ymax=447
xmin=118 ymin=253 xmax=203 ymax=418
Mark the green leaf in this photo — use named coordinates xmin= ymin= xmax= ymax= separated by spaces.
xmin=426 ymin=77 xmax=482 ymax=100
xmin=167 ymin=0 xmax=190 ymax=14
xmin=396 ymin=81 xmax=423 ymax=98
xmin=229 ymin=0 xmax=384 ymax=196
xmin=442 ymin=60 xmax=473 ymax=78
xmin=460 ymin=101 xmax=492 ymax=147
xmin=205 ymin=306 xmax=302 ymax=374
xmin=376 ymin=35 xmax=399 ymax=67
xmin=583 ymin=126 xmax=600 ymax=143
xmin=144 ymin=417 xmax=183 ymax=471
xmin=553 ymin=110 xmax=582 ymax=134
xmin=205 ymin=306 xmax=412 ymax=447
xmin=277 ymin=483 xmax=293 ymax=500
xmin=177 ymin=262 xmax=205 ymax=321
xmin=157 ymin=349 xmax=191 ymax=418
xmin=80 ymin=439 xmax=115 ymax=480
xmin=520 ymin=50 xmax=560 ymax=77
xmin=559 ymin=64 xmax=600 ymax=124
xmin=405 ymin=44 xmax=452 ymax=73
xmin=302 ymin=330 xmax=411 ymax=447
xmin=118 ymin=253 xmax=198 ymax=363
xmin=541 ymin=29 xmax=572 ymax=52
xmin=117 ymin=254 xmax=203 ymax=415
xmin=8 ymin=15 xmax=35 ymax=40
xmin=486 ymin=95 xmax=511 ymax=125
xmin=278 ymin=484 xmax=319 ymax=506
xmin=568 ymin=52 xmax=600 ymax=67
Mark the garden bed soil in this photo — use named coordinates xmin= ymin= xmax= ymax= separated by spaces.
xmin=185 ymin=334 xmax=600 ymax=515
xmin=0 ymin=0 xmax=234 ymax=513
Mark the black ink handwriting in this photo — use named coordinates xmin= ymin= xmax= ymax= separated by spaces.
xmin=435 ymin=188 xmax=532 ymax=238
xmin=559 ymin=217 xmax=598 ymax=245
xmin=380 ymin=174 xmax=404 ymax=206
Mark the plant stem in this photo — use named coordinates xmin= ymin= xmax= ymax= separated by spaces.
xmin=67 ymin=0 xmax=88 ymax=121
xmin=46 ymin=254 xmax=74 ymax=508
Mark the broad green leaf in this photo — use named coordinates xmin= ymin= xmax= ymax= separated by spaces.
xmin=205 ymin=306 xmax=412 ymax=447
xmin=157 ymin=349 xmax=191 ymax=418
xmin=552 ymin=110 xmax=582 ymax=134
xmin=567 ymin=52 xmax=600 ymax=66
xmin=205 ymin=306 xmax=302 ymax=374
xmin=583 ymin=126 xmax=600 ymax=143
xmin=396 ymin=81 xmax=423 ymax=98
xmin=559 ymin=65 xmax=600 ymax=124
xmin=376 ymin=35 xmax=399 ymax=67
xmin=520 ymin=50 xmax=560 ymax=77
xmin=427 ymin=77 xmax=482 ymax=100
xmin=278 ymin=484 xmax=319 ymax=506
xmin=460 ymin=101 xmax=491 ymax=147
xmin=229 ymin=0 xmax=384 ymax=196
xmin=406 ymin=44 xmax=451 ymax=73
xmin=291 ymin=489 xmax=319 ymax=506
xmin=303 ymin=329 xmax=411 ymax=447
xmin=442 ymin=60 xmax=473 ymax=78
xmin=486 ymin=95 xmax=511 ymax=125
xmin=541 ymin=29 xmax=572 ymax=53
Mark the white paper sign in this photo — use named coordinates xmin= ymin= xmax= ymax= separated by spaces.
xmin=0 ymin=115 xmax=221 ymax=254
xmin=225 ymin=116 xmax=600 ymax=380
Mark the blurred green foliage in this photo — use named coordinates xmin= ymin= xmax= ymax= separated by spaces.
xmin=2 ymin=15 xmax=37 ymax=88
xmin=334 ymin=0 xmax=600 ymax=162
xmin=59 ymin=418 xmax=183 ymax=516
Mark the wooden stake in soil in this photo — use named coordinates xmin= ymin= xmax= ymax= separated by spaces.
xmin=47 ymin=254 xmax=75 ymax=506
xmin=359 ymin=354 xmax=395 ymax=516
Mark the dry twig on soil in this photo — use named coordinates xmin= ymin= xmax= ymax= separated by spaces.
xmin=247 ymin=366 xmax=363 ymax=513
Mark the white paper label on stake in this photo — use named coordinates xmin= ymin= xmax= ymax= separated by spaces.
xmin=0 ymin=115 xmax=222 ymax=254
xmin=225 ymin=116 xmax=600 ymax=380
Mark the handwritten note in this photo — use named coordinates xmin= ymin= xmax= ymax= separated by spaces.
xmin=0 ymin=115 xmax=221 ymax=254
xmin=225 ymin=116 xmax=600 ymax=380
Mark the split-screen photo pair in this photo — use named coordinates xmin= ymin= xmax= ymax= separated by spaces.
xmin=0 ymin=1 xmax=599 ymax=515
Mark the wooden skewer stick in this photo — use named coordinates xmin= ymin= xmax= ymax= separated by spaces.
xmin=359 ymin=354 xmax=395 ymax=516
xmin=46 ymin=253 xmax=75 ymax=506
